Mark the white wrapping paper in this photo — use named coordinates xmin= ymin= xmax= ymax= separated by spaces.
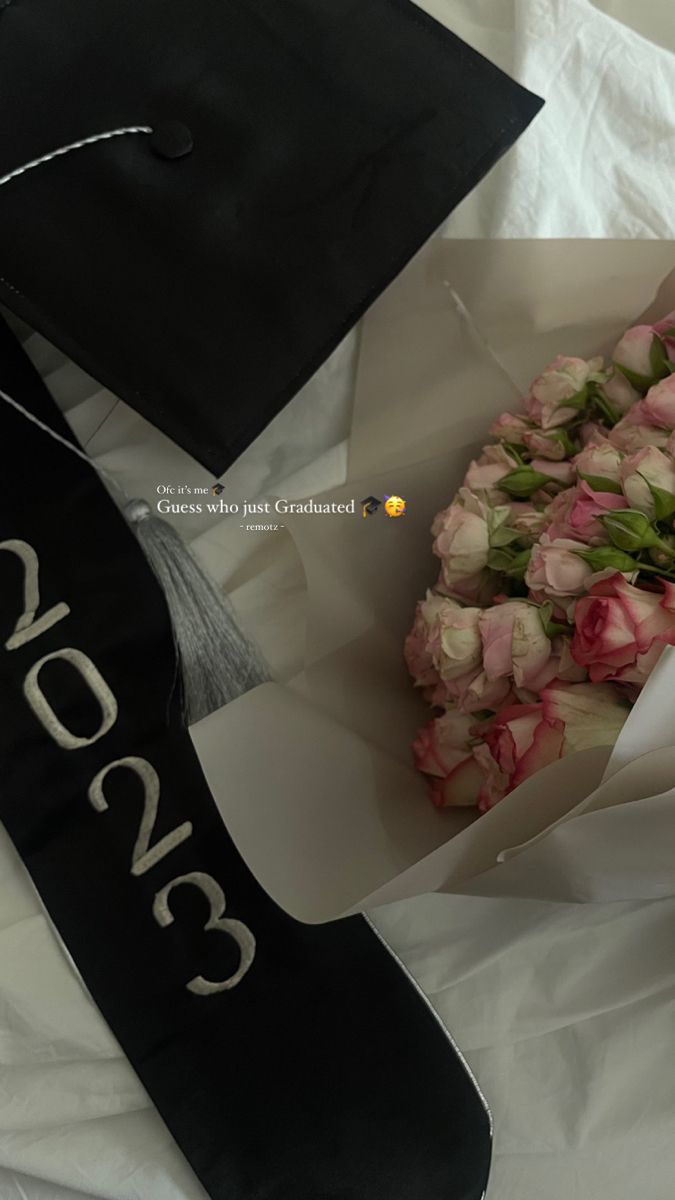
xmin=191 ymin=239 xmax=675 ymax=920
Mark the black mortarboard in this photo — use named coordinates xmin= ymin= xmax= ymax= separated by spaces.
xmin=0 ymin=0 xmax=542 ymax=473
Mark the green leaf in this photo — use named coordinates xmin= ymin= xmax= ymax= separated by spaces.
xmin=538 ymin=601 xmax=571 ymax=639
xmin=551 ymin=428 xmax=578 ymax=456
xmin=600 ymin=509 xmax=660 ymax=552
xmin=614 ymin=362 xmax=654 ymax=394
xmin=555 ymin=384 xmax=588 ymax=413
xmin=489 ymin=525 xmax=521 ymax=548
xmin=487 ymin=548 xmax=516 ymax=572
xmin=647 ymin=481 xmax=675 ymax=521
xmin=590 ymin=390 xmax=620 ymax=427
xmin=499 ymin=467 xmax=557 ymax=499
xmin=504 ymin=548 xmax=532 ymax=578
xmin=575 ymin=546 xmax=639 ymax=573
xmin=577 ymin=471 xmax=622 ymax=495
xmin=650 ymin=333 xmax=670 ymax=380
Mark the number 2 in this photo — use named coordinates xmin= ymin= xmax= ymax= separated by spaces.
xmin=88 ymin=757 xmax=192 ymax=876
xmin=153 ymin=872 xmax=256 ymax=995
xmin=0 ymin=538 xmax=70 ymax=650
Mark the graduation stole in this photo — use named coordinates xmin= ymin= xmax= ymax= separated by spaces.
xmin=0 ymin=317 xmax=491 ymax=1199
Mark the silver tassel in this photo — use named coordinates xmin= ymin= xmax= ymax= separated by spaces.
xmin=125 ymin=499 xmax=269 ymax=724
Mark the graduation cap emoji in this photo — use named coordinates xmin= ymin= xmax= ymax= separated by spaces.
xmin=0 ymin=0 xmax=542 ymax=475
xmin=361 ymin=495 xmax=382 ymax=518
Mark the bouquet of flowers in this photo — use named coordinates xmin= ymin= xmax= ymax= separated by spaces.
xmin=406 ymin=312 xmax=675 ymax=812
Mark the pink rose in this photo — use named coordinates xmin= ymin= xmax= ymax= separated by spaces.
xmin=404 ymin=592 xmax=450 ymax=688
xmin=463 ymin=445 xmax=519 ymax=500
xmin=541 ymin=680 xmax=628 ymax=753
xmin=573 ymin=441 xmax=623 ymax=486
xmin=472 ymin=702 xmax=565 ymax=810
xmin=641 ymin=375 xmax=675 ymax=430
xmin=432 ymin=501 xmax=490 ymax=592
xmin=432 ymin=490 xmax=512 ymax=601
xmin=529 ymin=458 xmax=576 ymax=488
xmin=435 ymin=601 xmax=483 ymax=681
xmin=442 ymin=666 xmax=514 ymax=714
xmin=480 ymin=601 xmax=555 ymax=690
xmin=580 ymin=421 xmax=611 ymax=448
xmin=571 ymin=574 xmax=675 ymax=683
xmin=609 ymin=402 xmax=671 ymax=454
xmin=463 ymin=459 xmax=510 ymax=497
xmin=525 ymin=535 xmax=593 ymax=610
xmin=508 ymin=502 xmax=548 ymax=539
xmin=526 ymin=356 xmax=602 ymax=429
xmin=404 ymin=609 xmax=437 ymax=689
xmin=522 ymin=428 xmax=569 ymax=461
xmin=436 ymin=569 xmax=501 ymax=607
xmin=652 ymin=311 xmax=675 ymax=361
xmin=620 ymin=445 xmax=675 ymax=516
xmin=547 ymin=481 xmax=626 ymax=543
xmin=612 ymin=324 xmax=660 ymax=380
xmin=413 ymin=710 xmax=483 ymax=808
xmin=488 ymin=412 xmax=531 ymax=443
xmin=601 ymin=368 xmax=640 ymax=415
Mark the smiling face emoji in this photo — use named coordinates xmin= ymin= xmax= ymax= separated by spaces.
xmin=384 ymin=495 xmax=406 ymax=518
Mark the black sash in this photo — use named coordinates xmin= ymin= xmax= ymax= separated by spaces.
xmin=0 ymin=317 xmax=491 ymax=1197
xmin=0 ymin=0 xmax=542 ymax=473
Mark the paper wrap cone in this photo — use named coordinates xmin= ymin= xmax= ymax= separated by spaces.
xmin=191 ymin=239 xmax=675 ymax=921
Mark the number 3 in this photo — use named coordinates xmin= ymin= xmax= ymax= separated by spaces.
xmin=153 ymin=872 xmax=256 ymax=995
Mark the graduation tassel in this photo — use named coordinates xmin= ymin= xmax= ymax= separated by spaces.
xmin=0 ymin=385 xmax=269 ymax=725
xmin=125 ymin=499 xmax=270 ymax=723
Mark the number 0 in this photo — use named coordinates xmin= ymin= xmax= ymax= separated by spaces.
xmin=24 ymin=647 xmax=118 ymax=749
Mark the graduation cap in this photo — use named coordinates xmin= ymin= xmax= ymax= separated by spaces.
xmin=361 ymin=495 xmax=382 ymax=517
xmin=0 ymin=0 xmax=542 ymax=475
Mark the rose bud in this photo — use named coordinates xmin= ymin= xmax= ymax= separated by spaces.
xmin=613 ymin=324 xmax=671 ymax=390
xmin=573 ymin=441 xmax=623 ymax=491
xmin=599 ymin=367 xmax=641 ymax=415
xmin=641 ymin=375 xmax=675 ymax=430
xmin=525 ymin=535 xmax=594 ymax=611
xmin=412 ymin=710 xmax=483 ymax=808
xmin=433 ymin=501 xmax=489 ymax=575
xmin=526 ymin=356 xmax=603 ymax=429
xmin=479 ymin=601 xmax=555 ymax=690
xmin=620 ymin=445 xmax=675 ymax=518
xmin=404 ymin=591 xmax=451 ymax=689
xmin=488 ymin=412 xmax=531 ymax=444
xmin=580 ymin=421 xmax=611 ymax=447
xmin=522 ymin=427 xmax=575 ymax=461
xmin=435 ymin=601 xmax=483 ymax=682
xmin=652 ymin=311 xmax=675 ymax=362
xmin=609 ymin=403 xmax=671 ymax=454
xmin=570 ymin=575 xmax=675 ymax=683
xmin=471 ymin=702 xmax=565 ymax=811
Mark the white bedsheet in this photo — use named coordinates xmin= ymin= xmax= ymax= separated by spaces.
xmin=2 ymin=2 xmax=675 ymax=1197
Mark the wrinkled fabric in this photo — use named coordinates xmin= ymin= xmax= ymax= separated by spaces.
xmin=1 ymin=2 xmax=674 ymax=1199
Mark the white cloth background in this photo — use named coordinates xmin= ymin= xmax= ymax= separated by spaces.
xmin=1 ymin=2 xmax=675 ymax=1197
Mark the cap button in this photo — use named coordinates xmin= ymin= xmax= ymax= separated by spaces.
xmin=150 ymin=121 xmax=194 ymax=161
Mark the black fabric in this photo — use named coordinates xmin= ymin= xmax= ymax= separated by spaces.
xmin=0 ymin=0 xmax=541 ymax=474
xmin=0 ymin=316 xmax=491 ymax=1198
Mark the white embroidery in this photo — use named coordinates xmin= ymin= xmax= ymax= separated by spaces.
xmin=0 ymin=529 xmax=256 ymax=995
xmin=0 ymin=538 xmax=70 ymax=650
xmin=88 ymin=756 xmax=192 ymax=876
xmin=0 ymin=126 xmax=152 ymax=188
xmin=153 ymin=871 xmax=256 ymax=995
xmin=23 ymin=646 xmax=118 ymax=749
